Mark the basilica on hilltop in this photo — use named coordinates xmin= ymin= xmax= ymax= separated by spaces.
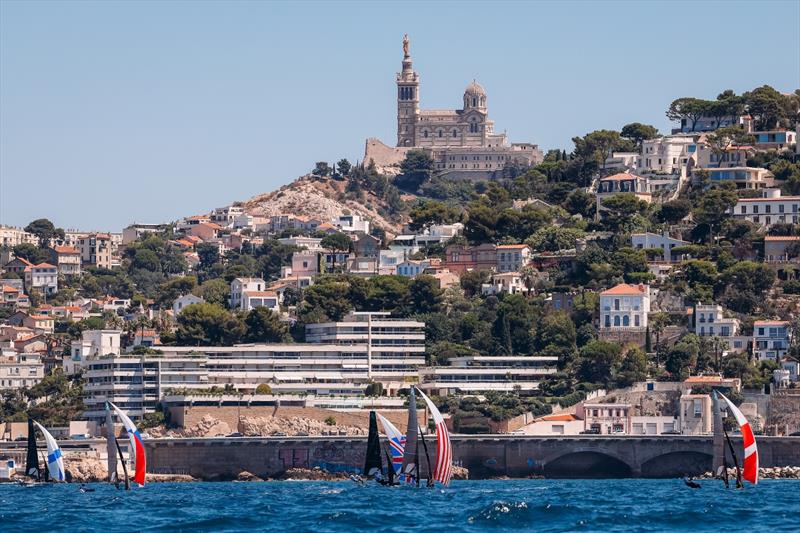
xmin=365 ymin=35 xmax=542 ymax=178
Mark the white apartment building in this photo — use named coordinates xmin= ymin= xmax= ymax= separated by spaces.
xmin=396 ymin=258 xmax=438 ymax=277
xmin=68 ymin=329 xmax=122 ymax=374
xmin=230 ymin=277 xmax=265 ymax=309
xmin=0 ymin=353 xmax=44 ymax=390
xmin=733 ymin=189 xmax=800 ymax=227
xmin=51 ymin=246 xmax=82 ymax=276
xmin=241 ymin=291 xmax=280 ymax=312
xmin=752 ymin=320 xmax=790 ymax=362
xmin=639 ymin=135 xmax=695 ymax=175
xmin=419 ymin=355 xmax=557 ymax=395
xmin=305 ymin=312 xmax=425 ymax=384
xmin=336 ymin=214 xmax=370 ymax=234
xmin=82 ymin=335 xmax=428 ymax=421
xmin=25 ymin=263 xmax=58 ymax=295
xmin=122 ymin=223 xmax=169 ymax=245
xmin=481 ymin=271 xmax=535 ymax=296
xmin=693 ymin=143 xmax=750 ymax=169
xmin=599 ymin=284 xmax=650 ymax=330
xmin=706 ymin=166 xmax=773 ymax=190
xmin=78 ymin=233 xmax=113 ymax=268
xmin=496 ymin=244 xmax=531 ymax=273
xmin=413 ymin=223 xmax=464 ymax=246
xmin=278 ymin=236 xmax=324 ymax=251
xmin=630 ymin=232 xmax=689 ymax=263
xmin=0 ymin=225 xmax=38 ymax=248
xmin=693 ymin=303 xmax=746 ymax=352
xmin=210 ymin=205 xmax=245 ymax=227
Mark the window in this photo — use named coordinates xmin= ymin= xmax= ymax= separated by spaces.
xmin=634 ymin=315 xmax=640 ymax=327
xmin=438 ymin=130 xmax=443 ymax=138
xmin=753 ymin=206 xmax=759 ymax=214
xmin=614 ymin=316 xmax=621 ymax=326
xmin=623 ymin=315 xmax=630 ymax=327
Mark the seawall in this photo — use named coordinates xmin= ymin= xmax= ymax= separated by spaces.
xmin=144 ymin=435 xmax=800 ymax=480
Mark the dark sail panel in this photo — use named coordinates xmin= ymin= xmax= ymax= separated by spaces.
xmin=26 ymin=418 xmax=40 ymax=480
xmin=401 ymin=387 xmax=418 ymax=480
xmin=364 ymin=411 xmax=383 ymax=477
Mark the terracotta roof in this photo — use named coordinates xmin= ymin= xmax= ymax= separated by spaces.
xmin=1 ymin=285 xmax=19 ymax=293
xmin=33 ymin=263 xmax=57 ymax=269
xmin=243 ymin=291 xmax=278 ymax=298
xmin=600 ymin=172 xmax=644 ymax=181
xmin=538 ymin=413 xmax=579 ymax=422
xmin=497 ymin=244 xmax=530 ymax=250
xmin=10 ymin=257 xmax=34 ymax=266
xmin=684 ymin=375 xmax=725 ymax=384
xmin=601 ymin=283 xmax=648 ymax=296
xmin=52 ymin=245 xmax=79 ymax=254
xmin=764 ymin=236 xmax=800 ymax=241
xmin=754 ymin=320 xmax=789 ymax=326
xmin=27 ymin=314 xmax=52 ymax=320
xmin=317 ymin=223 xmax=335 ymax=229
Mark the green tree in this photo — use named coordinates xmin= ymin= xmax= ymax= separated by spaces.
xmin=244 ymin=307 xmax=290 ymax=343
xmin=600 ymin=193 xmax=648 ymax=232
xmin=406 ymin=275 xmax=443 ymax=314
xmin=656 ymin=199 xmax=691 ymax=224
xmin=620 ymin=122 xmax=659 ymax=148
xmin=24 ymin=218 xmax=61 ymax=247
xmin=575 ymin=340 xmax=622 ymax=385
xmin=176 ymin=302 xmax=245 ymax=345
xmin=196 ymin=243 xmax=220 ymax=269
xmin=194 ymin=278 xmax=230 ymax=306
xmin=693 ymin=186 xmax=738 ymax=239
xmin=616 ymin=348 xmax=648 ymax=387
xmin=536 ymin=311 xmax=577 ymax=362
xmin=666 ymin=97 xmax=712 ymax=131
xmin=395 ymin=150 xmax=435 ymax=192
xmin=719 ymin=261 xmax=776 ymax=313
xmin=408 ymin=200 xmax=461 ymax=231
xmin=312 ymin=161 xmax=332 ymax=177
xmin=336 ymin=158 xmax=352 ymax=177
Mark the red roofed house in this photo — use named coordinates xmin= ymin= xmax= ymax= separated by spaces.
xmin=2 ymin=256 xmax=33 ymax=275
xmin=187 ymin=222 xmax=222 ymax=241
xmin=0 ymin=285 xmax=20 ymax=307
xmin=24 ymin=263 xmax=58 ymax=295
xmin=599 ymin=284 xmax=650 ymax=343
xmin=50 ymin=245 xmax=82 ymax=276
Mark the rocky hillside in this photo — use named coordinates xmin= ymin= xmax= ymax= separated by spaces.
xmin=242 ymin=174 xmax=408 ymax=235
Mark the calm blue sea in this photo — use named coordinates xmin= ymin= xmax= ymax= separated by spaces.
xmin=0 ymin=479 xmax=798 ymax=532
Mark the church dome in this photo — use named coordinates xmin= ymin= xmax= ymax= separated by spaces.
xmin=464 ymin=80 xmax=486 ymax=97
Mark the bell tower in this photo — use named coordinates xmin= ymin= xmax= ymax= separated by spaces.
xmin=396 ymin=34 xmax=419 ymax=147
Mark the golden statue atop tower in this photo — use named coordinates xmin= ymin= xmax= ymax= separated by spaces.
xmin=402 ymin=34 xmax=410 ymax=58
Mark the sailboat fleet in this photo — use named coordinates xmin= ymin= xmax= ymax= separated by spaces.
xmin=17 ymin=401 xmax=146 ymax=489
xmin=11 ymin=386 xmax=762 ymax=490
xmin=361 ymin=386 xmax=453 ymax=487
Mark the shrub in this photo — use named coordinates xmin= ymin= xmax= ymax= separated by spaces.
xmin=324 ymin=416 xmax=337 ymax=426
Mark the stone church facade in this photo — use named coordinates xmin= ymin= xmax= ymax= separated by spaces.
xmin=366 ymin=36 xmax=542 ymax=178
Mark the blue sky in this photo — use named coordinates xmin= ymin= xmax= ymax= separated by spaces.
xmin=1 ymin=0 xmax=798 ymax=231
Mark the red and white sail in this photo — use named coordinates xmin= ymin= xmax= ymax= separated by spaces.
xmin=109 ymin=401 xmax=147 ymax=486
xmin=719 ymin=392 xmax=758 ymax=485
xmin=416 ymin=388 xmax=453 ymax=486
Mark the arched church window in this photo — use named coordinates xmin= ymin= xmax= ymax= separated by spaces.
xmin=452 ymin=130 xmax=457 ymax=137
xmin=438 ymin=130 xmax=443 ymax=138
xmin=472 ymin=97 xmax=476 ymax=107
xmin=423 ymin=130 xmax=428 ymax=138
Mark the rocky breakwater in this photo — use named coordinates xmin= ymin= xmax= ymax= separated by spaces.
xmin=699 ymin=466 xmax=800 ymax=480
xmin=148 ymin=414 xmax=367 ymax=438
xmin=64 ymin=455 xmax=195 ymax=483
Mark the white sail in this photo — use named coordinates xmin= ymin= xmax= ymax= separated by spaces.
xmin=32 ymin=421 xmax=65 ymax=482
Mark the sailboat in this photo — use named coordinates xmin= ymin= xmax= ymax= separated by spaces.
xmin=105 ymin=402 xmax=130 ymax=489
xmin=20 ymin=418 xmax=63 ymax=485
xmin=31 ymin=421 xmax=65 ymax=482
xmin=417 ymin=388 xmax=453 ymax=486
xmin=108 ymin=401 xmax=147 ymax=487
xmin=376 ymin=412 xmax=405 ymax=478
xmin=713 ymin=391 xmax=759 ymax=488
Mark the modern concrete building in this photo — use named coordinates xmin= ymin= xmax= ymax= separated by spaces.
xmin=68 ymin=329 xmax=122 ymax=374
xmin=733 ymin=189 xmax=800 ymax=227
xmin=230 ymin=278 xmax=265 ymax=310
xmin=639 ymin=135 xmax=695 ymax=175
xmin=752 ymin=320 xmax=790 ymax=361
xmin=305 ymin=312 xmax=425 ymax=383
xmin=764 ymin=236 xmax=800 ymax=263
xmin=678 ymin=394 xmax=713 ymax=435
xmin=419 ymin=355 xmax=557 ymax=395
xmin=706 ymin=166 xmax=773 ymax=190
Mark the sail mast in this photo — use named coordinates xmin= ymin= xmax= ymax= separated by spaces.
xmin=364 ymin=411 xmax=383 ymax=477
xmin=32 ymin=420 xmax=65 ymax=482
xmin=722 ymin=424 xmax=744 ymax=489
xmin=25 ymin=418 xmax=40 ymax=481
xmin=105 ymin=402 xmax=119 ymax=485
xmin=719 ymin=392 xmax=759 ymax=485
xmin=400 ymin=388 xmax=418 ymax=483
xmin=115 ymin=437 xmax=131 ymax=490
xmin=418 ymin=425 xmax=434 ymax=488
